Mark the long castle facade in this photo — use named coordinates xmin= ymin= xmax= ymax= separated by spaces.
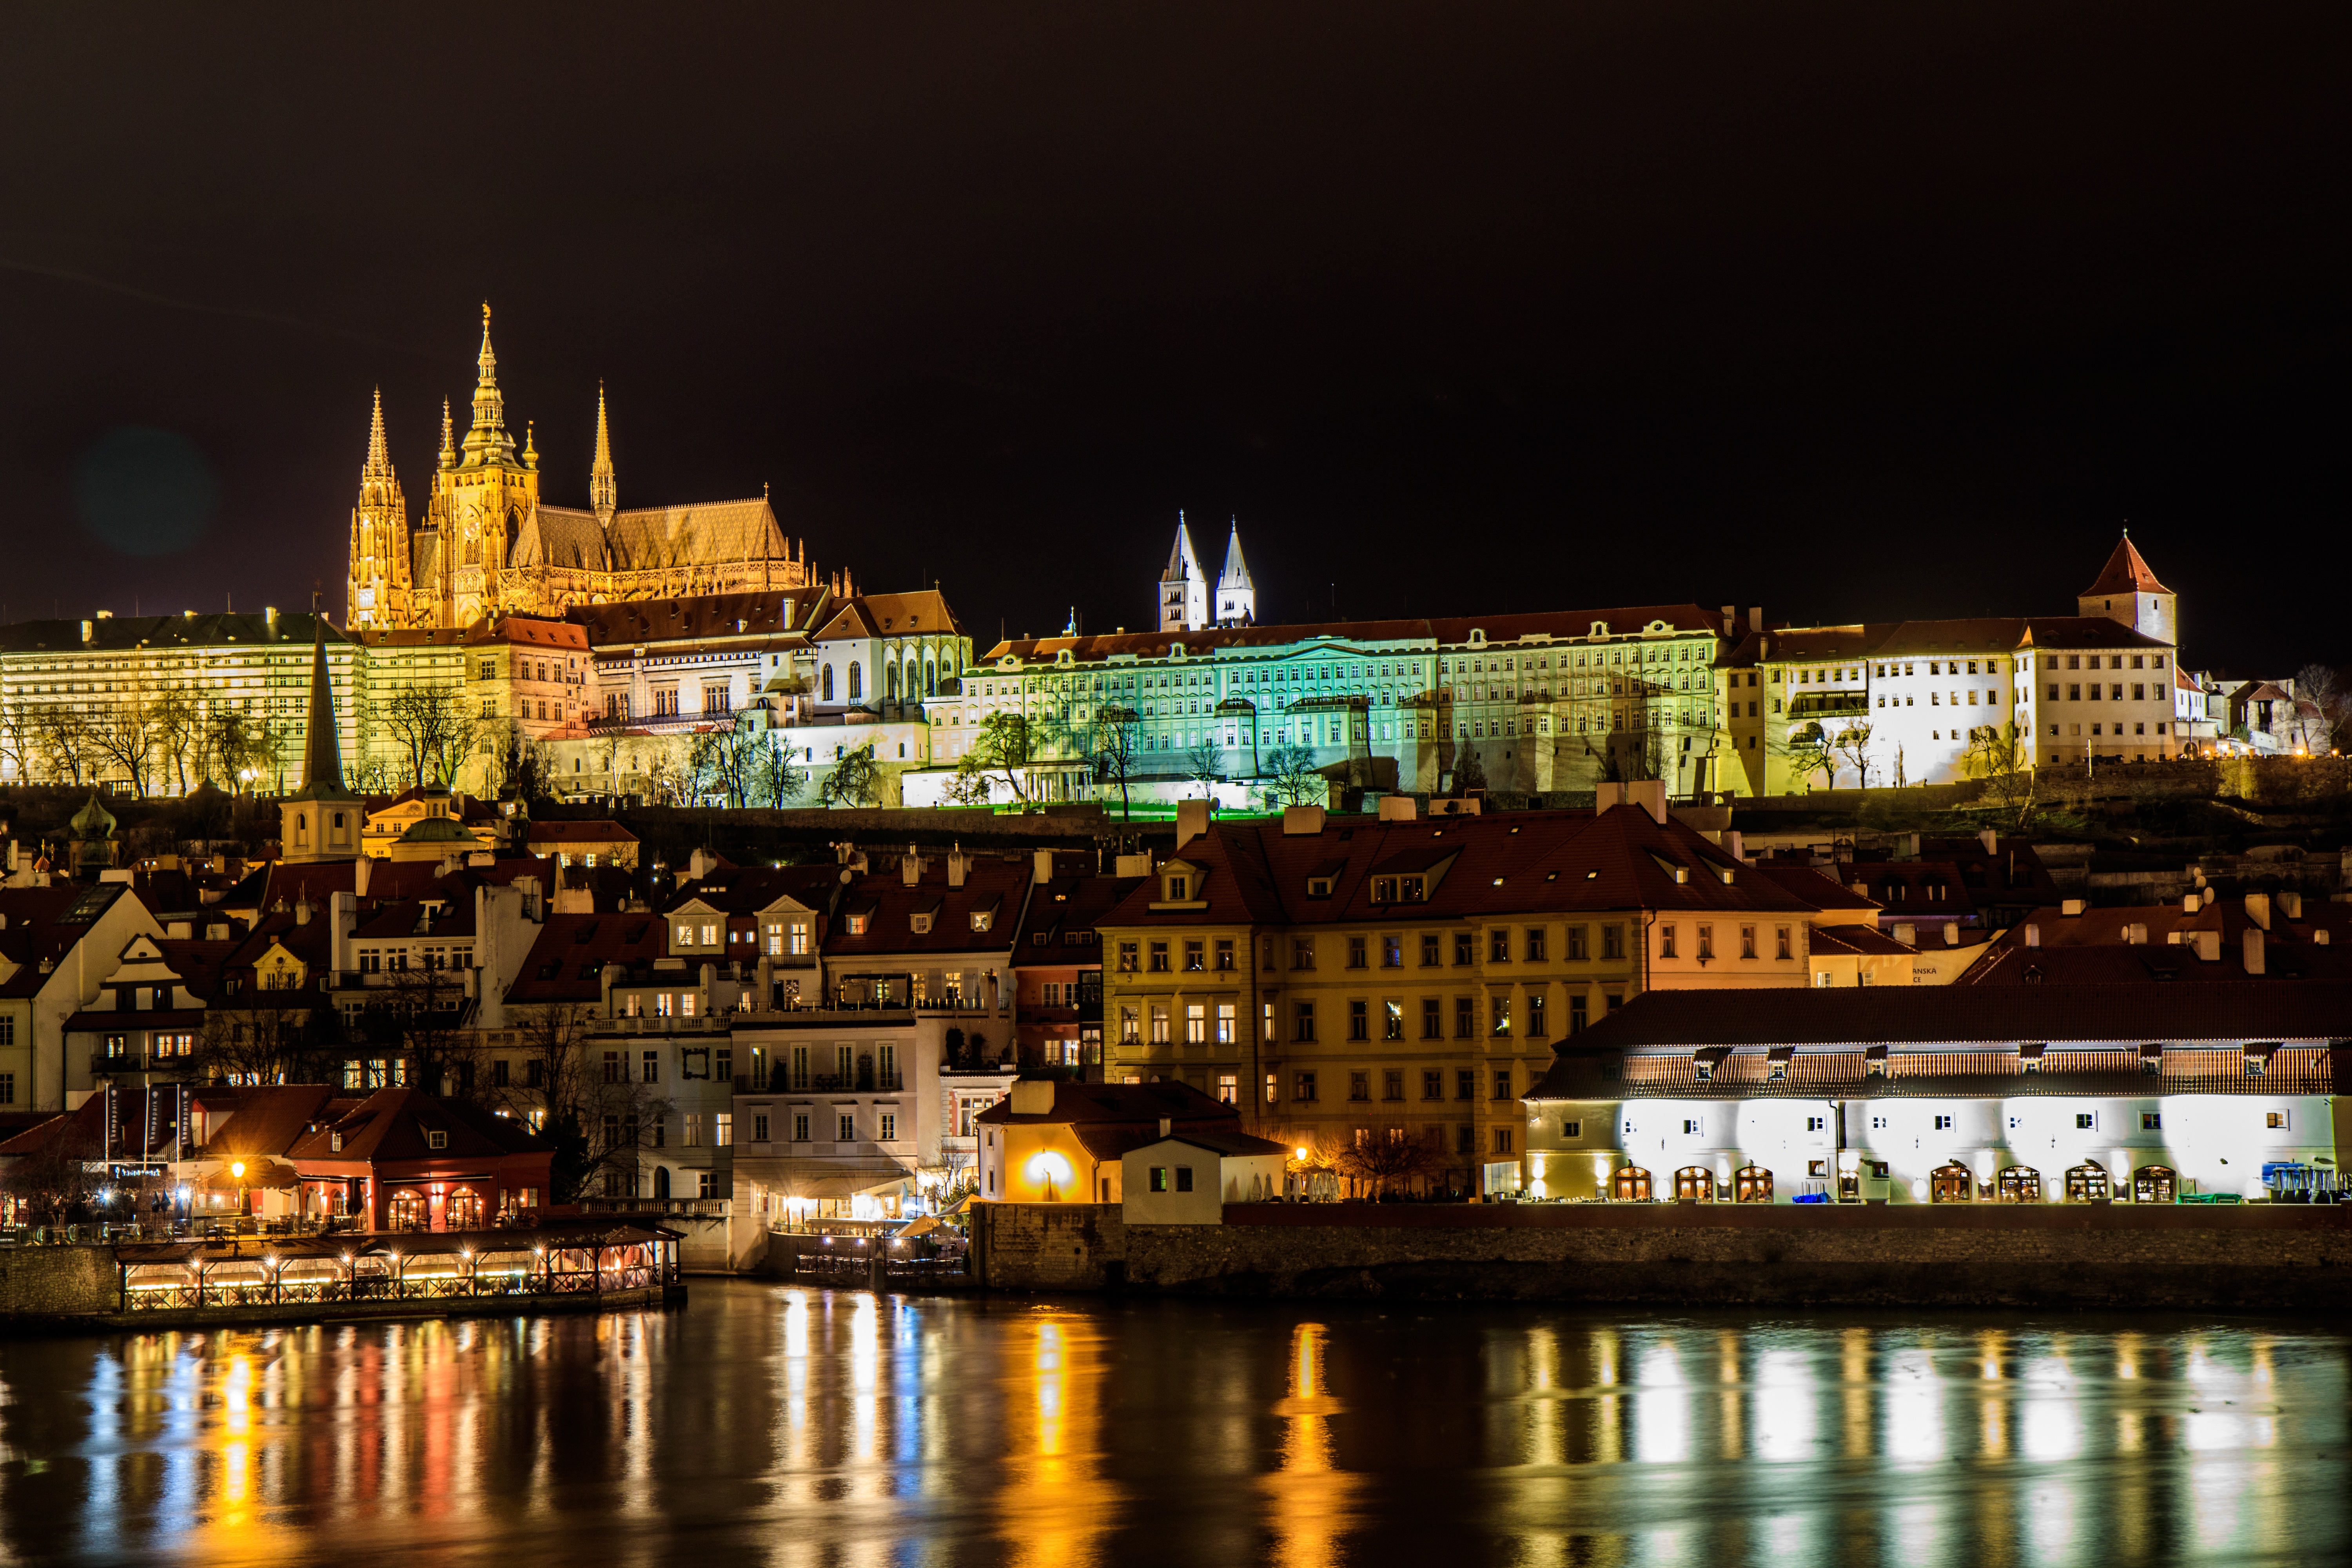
xmin=348 ymin=306 xmax=826 ymax=629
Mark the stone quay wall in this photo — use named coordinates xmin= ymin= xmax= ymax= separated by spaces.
xmin=0 ymin=1245 xmax=117 ymax=1318
xmin=970 ymin=1202 xmax=2352 ymax=1311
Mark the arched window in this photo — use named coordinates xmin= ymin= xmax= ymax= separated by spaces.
xmin=886 ymin=661 xmax=900 ymax=702
xmin=849 ymin=662 xmax=862 ymax=701
xmin=821 ymin=664 xmax=834 ymax=702
xmin=925 ymin=657 xmax=936 ymax=696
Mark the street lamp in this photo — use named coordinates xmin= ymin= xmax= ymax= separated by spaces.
xmin=230 ymin=1160 xmax=248 ymax=1218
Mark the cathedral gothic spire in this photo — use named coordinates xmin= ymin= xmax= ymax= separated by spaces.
xmin=438 ymin=398 xmax=456 ymax=470
xmin=461 ymin=301 xmax=516 ymax=466
xmin=362 ymin=387 xmax=394 ymax=484
xmin=590 ymin=381 xmax=618 ymax=524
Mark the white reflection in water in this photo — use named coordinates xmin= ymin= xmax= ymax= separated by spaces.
xmin=1751 ymin=1348 xmax=1816 ymax=1463
xmin=1882 ymin=1347 xmax=1942 ymax=1466
xmin=1632 ymin=1339 xmax=1688 ymax=1465
xmin=2022 ymin=1353 xmax=2084 ymax=1463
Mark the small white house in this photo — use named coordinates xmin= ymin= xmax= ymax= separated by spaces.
xmin=1120 ymin=1131 xmax=1287 ymax=1224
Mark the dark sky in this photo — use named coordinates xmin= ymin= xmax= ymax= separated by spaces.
xmin=3 ymin=4 xmax=2345 ymax=670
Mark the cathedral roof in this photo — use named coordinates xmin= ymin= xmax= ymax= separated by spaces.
xmin=604 ymin=497 xmax=788 ymax=570
xmin=1218 ymin=522 xmax=1253 ymax=590
xmin=512 ymin=506 xmax=610 ymax=572
xmin=2082 ymin=533 xmax=2171 ymax=597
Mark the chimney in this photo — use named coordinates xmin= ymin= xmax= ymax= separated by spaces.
xmin=80 ymin=619 xmax=93 ymax=644
xmin=2022 ymin=924 xmax=2039 ymax=947
xmin=1009 ymin=1080 xmax=1054 ymax=1115
xmin=2318 ymin=929 xmax=2332 ymax=947
xmin=1749 ymin=606 xmax=1764 ymax=635
xmin=353 ymin=855 xmax=372 ymax=898
xmin=1629 ymin=779 xmax=1667 ymax=826
xmin=1032 ymin=848 xmax=1054 ymax=885
xmin=1175 ymin=799 xmax=1211 ymax=851
xmin=1721 ymin=604 xmax=1738 ymax=634
xmin=1978 ymin=828 xmax=1997 ymax=855
xmin=1281 ymin=805 xmax=1327 ymax=836
xmin=2281 ymin=890 xmax=2303 ymax=920
xmin=902 ymin=849 xmax=922 ymax=886
xmin=2193 ymin=929 xmax=2221 ymax=963
xmin=1894 ymin=922 xmax=1916 ymax=947
xmin=294 ymin=893 xmax=312 ymax=926
xmin=2061 ymin=899 xmax=2086 ymax=917
xmin=2243 ymin=927 xmax=2267 ymax=976
xmin=2126 ymin=923 xmax=2147 ymax=946
xmin=265 ymin=606 xmax=279 ymax=638
xmin=1377 ymin=795 xmax=1419 ymax=822
xmin=1723 ymin=829 xmax=1743 ymax=862
xmin=2182 ymin=892 xmax=2198 ymax=913
xmin=2245 ymin=893 xmax=2271 ymax=931
xmin=1158 ymin=1117 xmax=1173 ymax=1138
xmin=1944 ymin=922 xmax=1960 ymax=947
xmin=688 ymin=846 xmax=717 ymax=881
xmin=947 ymin=844 xmax=968 ymax=889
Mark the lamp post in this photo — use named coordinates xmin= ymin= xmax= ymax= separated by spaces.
xmin=230 ymin=1160 xmax=247 ymax=1218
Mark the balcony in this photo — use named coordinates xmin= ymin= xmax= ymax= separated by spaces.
xmin=763 ymin=1070 xmax=904 ymax=1094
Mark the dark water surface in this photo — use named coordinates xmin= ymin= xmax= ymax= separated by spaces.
xmin=1 ymin=1281 xmax=2345 ymax=1566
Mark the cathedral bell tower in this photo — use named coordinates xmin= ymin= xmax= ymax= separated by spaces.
xmin=347 ymin=388 xmax=412 ymax=627
xmin=434 ymin=303 xmax=541 ymax=626
xmin=590 ymin=382 xmax=618 ymax=525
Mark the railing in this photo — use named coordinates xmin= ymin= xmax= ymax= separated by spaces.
xmin=123 ymin=1244 xmax=676 ymax=1312
xmin=773 ymin=1071 xmax=903 ymax=1093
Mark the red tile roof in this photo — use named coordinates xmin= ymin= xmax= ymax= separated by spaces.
xmin=506 ymin=912 xmax=668 ymax=1003
xmin=2082 ymin=533 xmax=2172 ymax=597
xmin=1102 ymin=806 xmax=1823 ymax=930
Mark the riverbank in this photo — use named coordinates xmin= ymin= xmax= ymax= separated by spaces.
xmin=968 ymin=1200 xmax=2352 ymax=1310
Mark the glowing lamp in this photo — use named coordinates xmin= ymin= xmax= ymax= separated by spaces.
xmin=230 ymin=1161 xmax=246 ymax=1180
xmin=1294 ymin=1148 xmax=1309 ymax=1161
xmin=1024 ymin=1151 xmax=1074 ymax=1188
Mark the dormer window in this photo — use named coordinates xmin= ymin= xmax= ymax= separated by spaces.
xmin=427 ymin=1130 xmax=448 ymax=1151
xmin=1167 ymin=874 xmax=1189 ymax=902
xmin=1372 ymin=877 xmax=1397 ymax=902
xmin=847 ymin=911 xmax=871 ymax=937
xmin=1401 ymin=875 xmax=1425 ymax=901
xmin=910 ymin=913 xmax=933 ymax=934
xmin=1307 ymin=877 xmax=1334 ymax=898
xmin=971 ymin=910 xmax=993 ymax=932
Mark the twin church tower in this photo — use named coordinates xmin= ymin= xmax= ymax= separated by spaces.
xmin=347 ymin=305 xmax=818 ymax=630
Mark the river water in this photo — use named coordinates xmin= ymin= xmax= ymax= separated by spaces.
xmin=0 ymin=1281 xmax=2344 ymax=1566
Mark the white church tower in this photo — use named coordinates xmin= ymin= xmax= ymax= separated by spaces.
xmin=1159 ymin=514 xmax=1209 ymax=632
xmin=1215 ymin=518 xmax=1255 ymax=626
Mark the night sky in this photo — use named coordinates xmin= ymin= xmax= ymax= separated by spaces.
xmin=4 ymin=4 xmax=2344 ymax=670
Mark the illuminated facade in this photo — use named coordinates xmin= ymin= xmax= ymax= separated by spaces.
xmin=347 ymin=306 xmax=819 ymax=630
xmin=923 ymin=604 xmax=1737 ymax=803
xmin=1097 ymin=799 xmax=1868 ymax=1194
xmin=1524 ymin=984 xmax=2350 ymax=1202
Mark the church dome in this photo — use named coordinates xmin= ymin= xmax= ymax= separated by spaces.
xmin=396 ymin=815 xmax=476 ymax=844
xmin=69 ymin=791 xmax=116 ymax=842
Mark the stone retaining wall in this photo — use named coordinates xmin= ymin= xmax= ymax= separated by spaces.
xmin=0 ymin=1246 xmax=117 ymax=1318
xmin=971 ymin=1202 xmax=2352 ymax=1310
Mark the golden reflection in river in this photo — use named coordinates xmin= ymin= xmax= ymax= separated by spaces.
xmin=993 ymin=1308 xmax=1118 ymax=1568
xmin=1262 ymin=1320 xmax=1361 ymax=1568
xmin=4 ymin=1292 xmax=2350 ymax=1566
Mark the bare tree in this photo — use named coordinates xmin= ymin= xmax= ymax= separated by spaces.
xmin=820 ymin=742 xmax=884 ymax=808
xmin=381 ymin=684 xmax=473 ymax=787
xmin=0 ymin=702 xmax=36 ymax=785
xmin=752 ymin=735 xmax=807 ymax=806
xmin=34 ymin=706 xmax=95 ymax=785
xmin=1965 ymin=721 xmax=2036 ymax=828
xmin=193 ymin=1002 xmax=332 ymax=1086
xmin=152 ymin=689 xmax=203 ymax=795
xmin=955 ymin=711 xmax=1050 ymax=805
xmin=88 ymin=698 xmax=163 ymax=797
xmin=1259 ymin=744 xmax=1326 ymax=808
xmin=1087 ymin=705 xmax=1143 ymax=819
xmin=1780 ymin=721 xmax=1836 ymax=791
xmin=1333 ymin=1128 xmax=1444 ymax=1198
xmin=1831 ymin=722 xmax=1875 ymax=790
xmin=1184 ymin=735 xmax=1224 ymax=796
xmin=690 ymin=715 xmax=764 ymax=806
xmin=3 ymin=1121 xmax=101 ymax=1227
xmin=202 ymin=708 xmax=278 ymax=792
xmin=2295 ymin=663 xmax=2349 ymax=752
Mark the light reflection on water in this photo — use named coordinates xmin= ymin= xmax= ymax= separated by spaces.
xmin=0 ymin=1283 xmax=2345 ymax=1567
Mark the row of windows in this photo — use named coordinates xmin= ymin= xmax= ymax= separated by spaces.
xmin=1582 ymin=1109 xmax=2288 ymax=1138
xmin=738 ymin=1109 xmax=898 ymax=1143
xmin=1290 ymin=1067 xmax=1519 ymax=1102
xmin=1118 ymin=927 xmax=1638 ymax=974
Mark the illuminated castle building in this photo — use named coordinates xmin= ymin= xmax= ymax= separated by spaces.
xmin=348 ymin=306 xmax=826 ymax=630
